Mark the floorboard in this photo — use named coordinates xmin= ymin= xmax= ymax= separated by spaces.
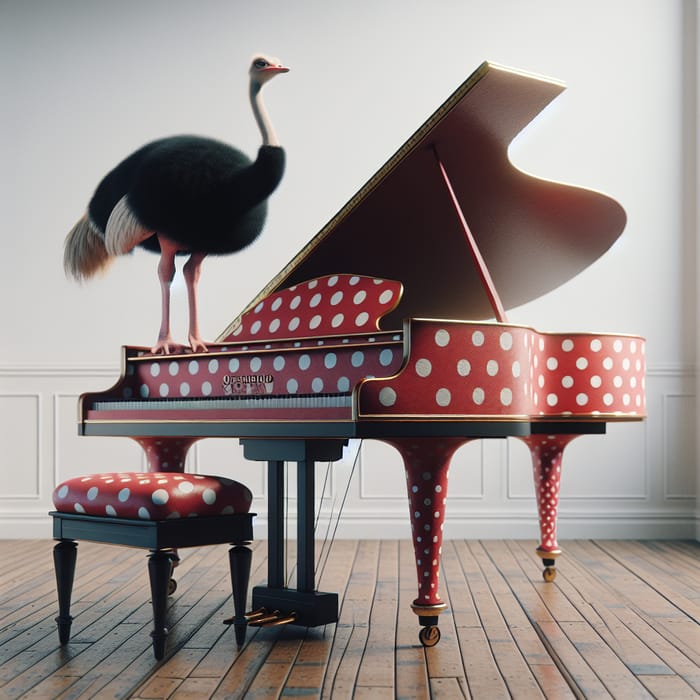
xmin=1 ymin=539 xmax=699 ymax=699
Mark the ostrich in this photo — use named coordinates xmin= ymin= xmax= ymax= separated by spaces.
xmin=64 ymin=55 xmax=289 ymax=354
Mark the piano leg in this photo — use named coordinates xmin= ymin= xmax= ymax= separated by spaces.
xmin=518 ymin=434 xmax=580 ymax=582
xmin=132 ymin=436 xmax=200 ymax=472
xmin=383 ymin=437 xmax=471 ymax=647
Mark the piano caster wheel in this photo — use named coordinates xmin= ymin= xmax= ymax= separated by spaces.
xmin=419 ymin=625 xmax=441 ymax=647
xmin=168 ymin=578 xmax=177 ymax=595
xmin=542 ymin=566 xmax=556 ymax=583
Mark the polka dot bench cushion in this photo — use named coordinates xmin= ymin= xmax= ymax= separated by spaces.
xmin=52 ymin=473 xmax=252 ymax=520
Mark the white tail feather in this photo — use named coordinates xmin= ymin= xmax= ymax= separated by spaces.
xmin=64 ymin=215 xmax=111 ymax=280
xmin=105 ymin=195 xmax=151 ymax=255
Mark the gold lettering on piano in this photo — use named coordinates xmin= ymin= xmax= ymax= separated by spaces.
xmin=223 ymin=374 xmax=274 ymax=395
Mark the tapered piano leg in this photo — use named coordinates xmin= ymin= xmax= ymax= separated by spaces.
xmin=383 ymin=437 xmax=470 ymax=647
xmin=132 ymin=436 xmax=200 ymax=473
xmin=53 ymin=540 xmax=78 ymax=644
xmin=518 ymin=434 xmax=579 ymax=582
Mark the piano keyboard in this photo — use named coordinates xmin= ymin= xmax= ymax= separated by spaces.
xmin=91 ymin=393 xmax=352 ymax=412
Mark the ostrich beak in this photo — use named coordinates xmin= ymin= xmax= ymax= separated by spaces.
xmin=265 ymin=64 xmax=290 ymax=74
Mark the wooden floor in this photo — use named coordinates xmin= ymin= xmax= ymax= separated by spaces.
xmin=1 ymin=539 xmax=700 ymax=699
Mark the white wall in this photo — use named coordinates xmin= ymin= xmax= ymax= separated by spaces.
xmin=0 ymin=0 xmax=696 ymax=540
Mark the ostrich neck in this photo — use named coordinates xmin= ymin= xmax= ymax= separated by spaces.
xmin=250 ymin=82 xmax=279 ymax=147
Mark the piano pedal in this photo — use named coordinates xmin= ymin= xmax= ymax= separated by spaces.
xmin=244 ymin=607 xmax=268 ymax=622
xmin=247 ymin=610 xmax=297 ymax=627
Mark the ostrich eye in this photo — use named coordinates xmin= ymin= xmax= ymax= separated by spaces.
xmin=254 ymin=59 xmax=268 ymax=69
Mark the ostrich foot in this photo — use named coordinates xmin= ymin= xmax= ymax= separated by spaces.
xmin=188 ymin=335 xmax=209 ymax=353
xmin=151 ymin=337 xmax=181 ymax=355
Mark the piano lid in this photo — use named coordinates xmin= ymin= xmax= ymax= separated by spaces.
xmin=219 ymin=61 xmax=626 ymax=338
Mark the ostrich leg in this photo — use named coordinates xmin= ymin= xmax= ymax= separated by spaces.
xmin=517 ymin=434 xmax=580 ymax=581
xmin=151 ymin=235 xmax=179 ymax=355
xmin=383 ymin=437 xmax=471 ymax=647
xmin=183 ymin=251 xmax=208 ymax=353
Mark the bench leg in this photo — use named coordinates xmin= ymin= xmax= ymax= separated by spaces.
xmin=229 ymin=544 xmax=252 ymax=647
xmin=148 ymin=550 xmax=173 ymax=660
xmin=53 ymin=540 xmax=78 ymax=644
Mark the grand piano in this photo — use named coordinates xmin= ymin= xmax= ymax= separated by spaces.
xmin=76 ymin=62 xmax=645 ymax=646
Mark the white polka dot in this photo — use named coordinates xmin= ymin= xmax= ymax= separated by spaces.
xmin=512 ymin=361 xmax=521 ymax=378
xmin=105 ymin=505 xmax=117 ymax=517
xmin=434 ymin=329 xmax=450 ymax=347
xmin=74 ymin=503 xmax=85 ymax=514
xmin=202 ymin=488 xmax=216 ymax=505
xmin=312 ymin=377 xmax=324 ymax=392
xmin=603 ymin=357 xmax=614 ymax=370
xmin=576 ymin=393 xmax=589 ymax=406
xmin=547 ymin=393 xmax=558 ymax=406
xmin=150 ymin=363 xmax=160 ymax=377
xmin=415 ymin=358 xmax=432 ymax=377
xmin=288 ymin=317 xmax=300 ymax=332
xmin=228 ymin=358 xmax=239 ymax=373
xmin=472 ymin=331 xmax=485 ymax=346
xmin=379 ymin=290 xmax=394 ymax=304
xmin=590 ymin=339 xmax=602 ymax=352
xmin=331 ymin=314 xmax=344 ymax=328
xmin=379 ymin=387 xmax=397 ymax=406
xmin=354 ymin=290 xmax=367 ymax=305
xmin=562 ymin=339 xmax=574 ymax=352
xmin=57 ymin=485 xmax=68 ymax=499
xmin=337 ymin=376 xmax=350 ymax=392
xmin=603 ymin=393 xmax=614 ymax=406
xmin=487 ymin=360 xmax=499 ymax=376
xmin=546 ymin=357 xmax=558 ymax=371
xmin=178 ymin=481 xmax=194 ymax=494
xmin=500 ymin=332 xmax=513 ymax=350
xmin=562 ymin=376 xmax=574 ymax=389
xmin=159 ymin=383 xmax=169 ymax=397
xmin=355 ymin=312 xmax=370 ymax=326
xmin=310 ymin=315 xmax=322 ymax=329
xmin=250 ymin=320 xmax=261 ymax=335
xmin=138 ymin=507 xmax=150 ymax=519
xmin=500 ymin=388 xmax=512 ymax=406
xmin=87 ymin=487 xmax=98 ymax=501
xmin=269 ymin=318 xmax=281 ymax=333
xmin=118 ymin=488 xmax=130 ymax=502
xmin=473 ymin=387 xmax=485 ymax=405
xmin=290 ymin=295 xmax=301 ymax=310
xmin=380 ymin=349 xmax=394 ymax=366
xmin=202 ymin=381 xmax=212 ymax=396
xmin=287 ymin=378 xmax=299 ymax=393
xmin=614 ymin=339 xmax=623 ymax=352
xmin=457 ymin=359 xmax=471 ymax=376
xmin=310 ymin=293 xmax=322 ymax=308
xmin=590 ymin=375 xmax=602 ymax=388
xmin=576 ymin=357 xmax=589 ymax=370
xmin=271 ymin=297 xmax=283 ymax=311
xmin=250 ymin=357 xmax=262 ymax=372
xmin=352 ymin=351 xmax=365 ymax=367
xmin=436 ymin=388 xmax=451 ymax=406
xmin=169 ymin=362 xmax=179 ymax=377
xmin=328 ymin=275 xmax=339 ymax=287
xmin=274 ymin=356 xmax=285 ymax=371
xmin=299 ymin=354 xmax=311 ymax=370
xmin=152 ymin=489 xmax=169 ymax=505
xmin=208 ymin=359 xmax=219 ymax=373
xmin=324 ymin=353 xmax=337 ymax=369
xmin=331 ymin=291 xmax=343 ymax=305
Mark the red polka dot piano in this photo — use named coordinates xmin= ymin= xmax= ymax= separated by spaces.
xmin=75 ymin=62 xmax=645 ymax=647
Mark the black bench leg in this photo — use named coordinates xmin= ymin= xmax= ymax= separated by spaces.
xmin=229 ymin=544 xmax=252 ymax=647
xmin=148 ymin=550 xmax=173 ymax=660
xmin=53 ymin=540 xmax=78 ymax=644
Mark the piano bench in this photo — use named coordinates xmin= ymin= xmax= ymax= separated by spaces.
xmin=50 ymin=471 xmax=255 ymax=660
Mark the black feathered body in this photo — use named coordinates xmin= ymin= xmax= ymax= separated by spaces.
xmin=88 ymin=136 xmax=285 ymax=254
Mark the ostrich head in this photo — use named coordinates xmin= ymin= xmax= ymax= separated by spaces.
xmin=249 ymin=55 xmax=289 ymax=88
